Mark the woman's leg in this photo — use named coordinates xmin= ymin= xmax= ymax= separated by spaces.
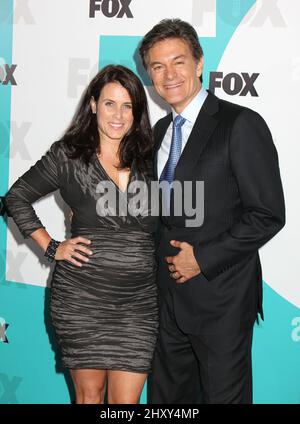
xmin=70 ymin=369 xmax=108 ymax=404
xmin=107 ymin=370 xmax=147 ymax=404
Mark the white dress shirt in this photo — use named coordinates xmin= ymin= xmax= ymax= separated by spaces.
xmin=157 ymin=87 xmax=208 ymax=179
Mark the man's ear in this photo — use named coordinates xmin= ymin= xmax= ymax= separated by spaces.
xmin=90 ymin=97 xmax=97 ymax=114
xmin=196 ymin=57 xmax=204 ymax=79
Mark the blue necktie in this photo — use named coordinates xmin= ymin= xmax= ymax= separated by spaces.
xmin=159 ymin=115 xmax=186 ymax=214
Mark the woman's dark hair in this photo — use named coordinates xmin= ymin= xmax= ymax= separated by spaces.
xmin=62 ymin=65 xmax=153 ymax=171
xmin=139 ymin=19 xmax=203 ymax=82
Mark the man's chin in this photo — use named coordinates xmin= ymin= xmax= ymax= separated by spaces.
xmin=164 ymin=96 xmax=184 ymax=109
xmin=170 ymin=100 xmax=185 ymax=112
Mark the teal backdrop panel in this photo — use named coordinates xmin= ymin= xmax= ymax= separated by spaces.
xmin=0 ymin=0 xmax=72 ymax=405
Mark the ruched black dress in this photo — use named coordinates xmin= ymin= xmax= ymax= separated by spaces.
xmin=5 ymin=141 xmax=159 ymax=372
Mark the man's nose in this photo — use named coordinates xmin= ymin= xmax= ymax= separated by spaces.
xmin=165 ymin=65 xmax=177 ymax=80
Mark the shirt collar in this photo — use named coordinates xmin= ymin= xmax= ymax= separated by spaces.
xmin=172 ymin=86 xmax=208 ymax=124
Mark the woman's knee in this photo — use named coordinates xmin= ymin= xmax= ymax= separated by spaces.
xmin=79 ymin=384 xmax=106 ymax=404
xmin=70 ymin=369 xmax=107 ymax=404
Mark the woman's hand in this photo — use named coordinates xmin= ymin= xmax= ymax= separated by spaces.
xmin=55 ymin=236 xmax=93 ymax=267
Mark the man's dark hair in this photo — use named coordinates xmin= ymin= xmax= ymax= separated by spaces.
xmin=139 ymin=18 xmax=203 ymax=74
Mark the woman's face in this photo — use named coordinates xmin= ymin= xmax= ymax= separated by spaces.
xmin=91 ymin=82 xmax=134 ymax=144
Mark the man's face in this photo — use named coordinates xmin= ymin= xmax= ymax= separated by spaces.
xmin=147 ymin=37 xmax=203 ymax=113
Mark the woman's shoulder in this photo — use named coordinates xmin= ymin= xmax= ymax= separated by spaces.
xmin=48 ymin=140 xmax=73 ymax=161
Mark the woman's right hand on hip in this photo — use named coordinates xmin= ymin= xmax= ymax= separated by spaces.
xmin=55 ymin=236 xmax=93 ymax=267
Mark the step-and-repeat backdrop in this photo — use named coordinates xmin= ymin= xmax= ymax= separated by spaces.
xmin=1 ymin=0 xmax=299 ymax=404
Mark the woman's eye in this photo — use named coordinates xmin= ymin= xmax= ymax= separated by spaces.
xmin=123 ymin=104 xmax=132 ymax=109
xmin=105 ymin=101 xmax=113 ymax=106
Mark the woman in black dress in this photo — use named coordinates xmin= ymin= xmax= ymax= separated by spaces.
xmin=5 ymin=65 xmax=159 ymax=404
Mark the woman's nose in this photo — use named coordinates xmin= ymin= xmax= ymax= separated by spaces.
xmin=113 ymin=106 xmax=122 ymax=118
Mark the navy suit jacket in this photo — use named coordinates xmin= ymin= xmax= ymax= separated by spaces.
xmin=154 ymin=91 xmax=285 ymax=334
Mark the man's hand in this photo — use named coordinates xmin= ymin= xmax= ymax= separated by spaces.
xmin=165 ymin=240 xmax=201 ymax=284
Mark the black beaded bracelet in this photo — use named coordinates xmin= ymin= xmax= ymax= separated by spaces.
xmin=44 ymin=239 xmax=61 ymax=263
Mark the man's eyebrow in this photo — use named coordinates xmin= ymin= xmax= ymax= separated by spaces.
xmin=149 ymin=60 xmax=163 ymax=67
xmin=173 ymin=55 xmax=186 ymax=61
xmin=149 ymin=55 xmax=186 ymax=67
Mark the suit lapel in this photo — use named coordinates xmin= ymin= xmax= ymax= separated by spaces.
xmin=174 ymin=92 xmax=219 ymax=181
xmin=153 ymin=113 xmax=172 ymax=180
xmin=153 ymin=92 xmax=220 ymax=181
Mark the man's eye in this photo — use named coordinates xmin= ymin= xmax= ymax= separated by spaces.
xmin=105 ymin=101 xmax=113 ymax=106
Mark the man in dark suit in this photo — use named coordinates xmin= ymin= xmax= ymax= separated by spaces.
xmin=139 ymin=19 xmax=285 ymax=404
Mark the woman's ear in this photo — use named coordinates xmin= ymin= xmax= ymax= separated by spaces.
xmin=90 ymin=97 xmax=97 ymax=114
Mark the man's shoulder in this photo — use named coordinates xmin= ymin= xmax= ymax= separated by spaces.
xmin=152 ymin=92 xmax=263 ymax=132
xmin=211 ymin=93 xmax=270 ymax=136
xmin=214 ymin=93 xmax=248 ymax=116
xmin=213 ymin=92 xmax=261 ymax=121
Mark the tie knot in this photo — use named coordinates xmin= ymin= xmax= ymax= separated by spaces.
xmin=173 ymin=115 xmax=186 ymax=128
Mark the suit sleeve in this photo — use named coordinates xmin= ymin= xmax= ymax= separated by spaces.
xmin=4 ymin=141 xmax=61 ymax=238
xmin=194 ymin=109 xmax=285 ymax=281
